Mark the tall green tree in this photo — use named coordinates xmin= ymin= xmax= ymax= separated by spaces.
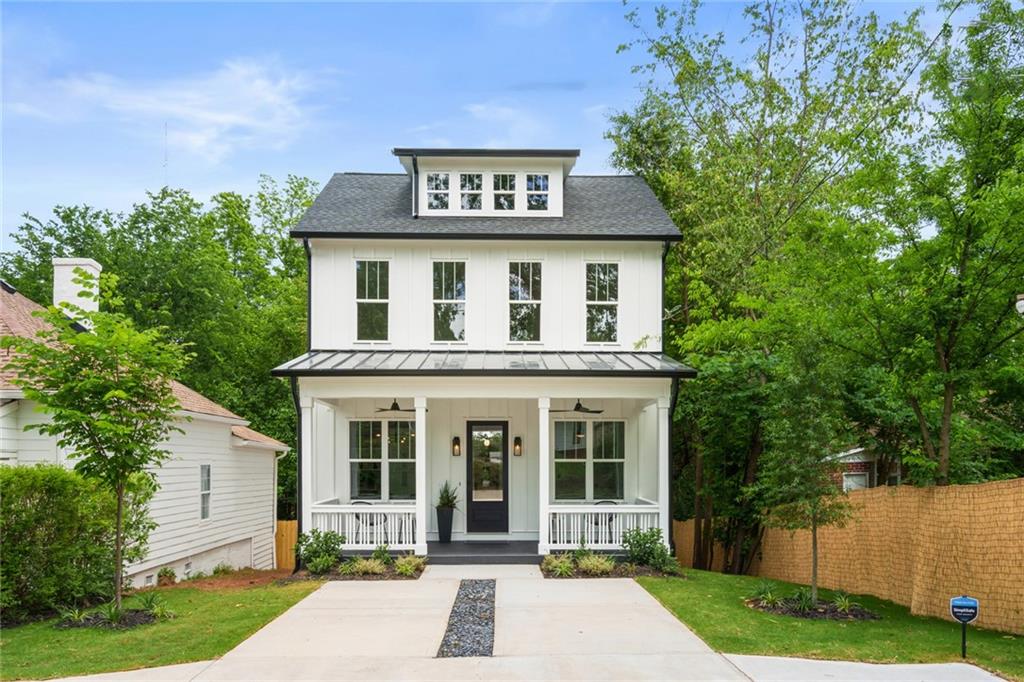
xmin=1 ymin=269 xmax=189 ymax=606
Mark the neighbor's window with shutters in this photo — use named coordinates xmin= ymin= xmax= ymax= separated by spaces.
xmin=460 ymin=173 xmax=483 ymax=210
xmin=199 ymin=464 xmax=211 ymax=520
xmin=426 ymin=173 xmax=450 ymax=210
xmin=526 ymin=174 xmax=549 ymax=210
xmin=554 ymin=421 xmax=587 ymax=500
xmin=433 ymin=261 xmax=466 ymax=342
xmin=350 ymin=421 xmax=383 ymax=500
xmin=508 ymin=261 xmax=541 ymax=342
xmin=356 ymin=260 xmax=389 ymax=341
xmin=493 ymin=173 xmax=516 ymax=210
xmin=387 ymin=421 xmax=416 ymax=500
xmin=585 ymin=262 xmax=618 ymax=342
xmin=592 ymin=422 xmax=625 ymax=500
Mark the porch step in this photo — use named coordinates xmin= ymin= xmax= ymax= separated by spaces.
xmin=426 ymin=541 xmax=541 ymax=565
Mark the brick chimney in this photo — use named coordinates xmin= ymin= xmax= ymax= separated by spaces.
xmin=52 ymin=257 xmax=103 ymax=317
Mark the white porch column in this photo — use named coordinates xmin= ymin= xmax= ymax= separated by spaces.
xmin=299 ymin=395 xmax=314 ymax=535
xmin=657 ymin=396 xmax=671 ymax=547
xmin=538 ymin=397 xmax=551 ymax=555
xmin=414 ymin=396 xmax=428 ymax=555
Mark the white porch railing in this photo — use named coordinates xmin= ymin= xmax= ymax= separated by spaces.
xmin=548 ymin=504 xmax=660 ymax=550
xmin=311 ymin=502 xmax=417 ymax=550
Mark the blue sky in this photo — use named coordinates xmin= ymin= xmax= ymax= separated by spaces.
xmin=2 ymin=1 xmax=944 ymax=244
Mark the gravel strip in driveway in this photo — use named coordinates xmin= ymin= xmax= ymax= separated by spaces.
xmin=436 ymin=579 xmax=496 ymax=658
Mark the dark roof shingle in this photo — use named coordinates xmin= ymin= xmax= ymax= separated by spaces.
xmin=293 ymin=174 xmax=680 ymax=240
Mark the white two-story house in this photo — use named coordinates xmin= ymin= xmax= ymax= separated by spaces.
xmin=273 ymin=148 xmax=694 ymax=560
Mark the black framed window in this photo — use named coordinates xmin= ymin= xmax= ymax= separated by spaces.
xmin=508 ymin=261 xmax=541 ymax=342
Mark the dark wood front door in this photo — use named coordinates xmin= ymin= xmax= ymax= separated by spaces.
xmin=466 ymin=421 xmax=509 ymax=533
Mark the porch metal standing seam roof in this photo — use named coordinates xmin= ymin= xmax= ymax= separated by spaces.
xmin=271 ymin=350 xmax=696 ymax=378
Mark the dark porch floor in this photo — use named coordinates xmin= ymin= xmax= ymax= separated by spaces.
xmin=427 ymin=541 xmax=540 ymax=565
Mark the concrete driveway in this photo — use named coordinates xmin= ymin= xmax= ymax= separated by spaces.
xmin=51 ymin=565 xmax=1002 ymax=682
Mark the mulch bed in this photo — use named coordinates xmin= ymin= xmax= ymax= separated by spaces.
xmin=56 ymin=609 xmax=156 ymax=630
xmin=159 ymin=569 xmax=293 ymax=591
xmin=746 ymin=598 xmax=880 ymax=621
xmin=277 ymin=566 xmax=424 ymax=583
xmin=437 ymin=579 xmax=495 ymax=658
xmin=541 ymin=563 xmax=680 ymax=579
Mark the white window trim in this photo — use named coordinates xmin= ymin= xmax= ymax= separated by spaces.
xmin=525 ymin=172 xmax=550 ymax=211
xmin=493 ymin=172 xmax=517 ymax=211
xmin=507 ymin=260 xmax=542 ymax=344
xmin=584 ymin=261 xmax=620 ymax=345
xmin=199 ymin=464 xmax=212 ymax=521
xmin=431 ymin=259 xmax=468 ymax=344
xmin=354 ymin=258 xmax=390 ymax=344
xmin=551 ymin=419 xmax=626 ymax=503
xmin=349 ymin=419 xmax=417 ymax=503
xmin=459 ymin=172 xmax=484 ymax=211
xmin=425 ymin=172 xmax=451 ymax=211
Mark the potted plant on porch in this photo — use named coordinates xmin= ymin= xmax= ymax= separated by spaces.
xmin=436 ymin=481 xmax=459 ymax=543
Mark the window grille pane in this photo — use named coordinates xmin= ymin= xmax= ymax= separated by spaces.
xmin=427 ymin=173 xmax=449 ymax=190
xmin=555 ymin=462 xmax=586 ymax=499
xmin=461 ymin=193 xmax=482 ymax=210
xmin=460 ymin=173 xmax=482 ymax=191
xmin=387 ymin=421 xmax=415 ymax=460
xmin=586 ymin=304 xmax=618 ymax=342
xmin=509 ymin=262 xmax=541 ymax=301
xmin=433 ymin=303 xmax=465 ymax=341
xmin=350 ymin=421 xmax=382 ymax=459
xmin=527 ymin=194 xmax=548 ymax=210
xmin=200 ymin=464 xmax=211 ymax=492
xmin=356 ymin=260 xmax=388 ymax=300
xmin=350 ymin=462 xmax=381 ymax=500
xmin=494 ymin=193 xmax=515 ymax=210
xmin=586 ymin=263 xmax=618 ymax=302
xmin=509 ymin=303 xmax=540 ymax=341
xmin=200 ymin=493 xmax=210 ymax=519
xmin=526 ymin=174 xmax=549 ymax=192
xmin=554 ymin=421 xmax=586 ymax=460
xmin=357 ymin=302 xmax=388 ymax=340
xmin=493 ymin=174 xmax=516 ymax=191
xmin=593 ymin=422 xmax=624 ymax=459
xmin=389 ymin=462 xmax=415 ymax=499
xmin=428 ymin=193 xmax=449 ymax=210
xmin=593 ymin=462 xmax=624 ymax=500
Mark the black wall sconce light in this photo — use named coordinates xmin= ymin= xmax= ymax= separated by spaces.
xmin=513 ymin=436 xmax=523 ymax=457
xmin=452 ymin=436 xmax=461 ymax=457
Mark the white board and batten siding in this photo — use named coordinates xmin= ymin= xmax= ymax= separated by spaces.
xmin=8 ymin=400 xmax=279 ymax=586
xmin=309 ymin=239 xmax=665 ymax=352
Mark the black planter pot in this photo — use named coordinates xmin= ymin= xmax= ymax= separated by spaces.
xmin=436 ymin=506 xmax=454 ymax=543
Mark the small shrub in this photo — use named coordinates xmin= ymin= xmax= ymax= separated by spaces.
xmin=149 ymin=602 xmax=175 ymax=620
xmin=296 ymin=528 xmax=344 ymax=568
xmin=542 ymin=553 xmax=575 ymax=577
xmin=186 ymin=570 xmax=208 ymax=581
xmin=371 ymin=545 xmax=394 ymax=565
xmin=576 ymin=554 xmax=615 ymax=576
xmin=832 ymin=592 xmax=857 ymax=614
xmin=571 ymin=539 xmax=592 ymax=562
xmin=749 ymin=580 xmax=777 ymax=602
xmin=137 ymin=592 xmax=174 ymax=619
xmin=620 ymin=527 xmax=674 ymax=571
xmin=97 ymin=601 xmax=123 ymax=625
xmin=395 ymin=555 xmax=426 ymax=577
xmin=792 ymin=587 xmax=815 ymax=612
xmin=760 ymin=591 xmax=783 ymax=608
xmin=307 ymin=555 xmax=337 ymax=576
xmin=348 ymin=557 xmax=387 ymax=575
xmin=156 ymin=567 xmax=176 ymax=586
xmin=212 ymin=562 xmax=234 ymax=576
xmin=56 ymin=605 xmax=89 ymax=625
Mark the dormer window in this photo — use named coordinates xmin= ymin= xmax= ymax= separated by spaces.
xmin=460 ymin=174 xmax=483 ymax=210
xmin=494 ymin=174 xmax=516 ymax=210
xmin=526 ymin=174 xmax=549 ymax=210
xmin=426 ymin=173 xmax=450 ymax=210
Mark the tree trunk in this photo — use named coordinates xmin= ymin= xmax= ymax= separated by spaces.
xmin=937 ymin=381 xmax=955 ymax=486
xmin=729 ymin=423 xmax=764 ymax=574
xmin=810 ymin=514 xmax=819 ymax=604
xmin=114 ymin=483 xmax=125 ymax=608
xmin=693 ymin=446 xmax=705 ymax=570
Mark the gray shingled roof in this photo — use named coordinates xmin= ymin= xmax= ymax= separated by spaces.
xmin=293 ymin=173 xmax=681 ymax=240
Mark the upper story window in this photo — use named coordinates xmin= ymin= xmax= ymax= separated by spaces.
xmin=426 ymin=173 xmax=450 ymax=210
xmin=433 ymin=261 xmax=466 ymax=342
xmin=552 ymin=420 xmax=625 ymax=501
xmin=460 ymin=173 xmax=483 ymax=210
xmin=585 ymin=262 xmax=618 ymax=343
xmin=199 ymin=464 xmax=211 ymax=520
xmin=350 ymin=420 xmax=417 ymax=501
xmin=493 ymin=174 xmax=516 ymax=210
xmin=508 ymin=261 xmax=541 ymax=342
xmin=526 ymin=174 xmax=549 ymax=210
xmin=356 ymin=260 xmax=389 ymax=341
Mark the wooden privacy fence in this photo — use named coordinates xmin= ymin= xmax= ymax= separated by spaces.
xmin=674 ymin=478 xmax=1024 ymax=634
xmin=275 ymin=520 xmax=297 ymax=571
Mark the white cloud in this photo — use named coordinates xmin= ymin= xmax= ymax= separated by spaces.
xmin=463 ymin=102 xmax=547 ymax=148
xmin=10 ymin=57 xmax=321 ymax=163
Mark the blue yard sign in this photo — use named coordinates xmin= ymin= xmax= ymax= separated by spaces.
xmin=950 ymin=596 xmax=980 ymax=658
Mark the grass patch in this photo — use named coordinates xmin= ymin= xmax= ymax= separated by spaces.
xmin=0 ymin=580 xmax=319 ymax=680
xmin=639 ymin=570 xmax=1023 ymax=681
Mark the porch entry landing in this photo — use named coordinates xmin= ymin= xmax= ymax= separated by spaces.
xmin=427 ymin=541 xmax=539 ymax=565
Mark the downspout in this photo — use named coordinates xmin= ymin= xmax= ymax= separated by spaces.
xmin=272 ymin=450 xmax=287 ymax=570
xmin=290 ymin=376 xmax=302 ymax=573
xmin=411 ymin=154 xmax=419 ymax=218
xmin=303 ymin=238 xmax=311 ymax=352
xmin=668 ymin=376 xmax=680 ymax=554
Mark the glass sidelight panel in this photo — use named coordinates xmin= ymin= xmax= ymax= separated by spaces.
xmin=471 ymin=427 xmax=504 ymax=502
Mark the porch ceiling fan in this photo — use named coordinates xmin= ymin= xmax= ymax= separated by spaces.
xmin=375 ymin=399 xmax=425 ymax=413
xmin=550 ymin=399 xmax=604 ymax=415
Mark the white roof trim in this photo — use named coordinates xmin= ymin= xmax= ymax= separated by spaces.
xmin=231 ymin=436 xmax=289 ymax=453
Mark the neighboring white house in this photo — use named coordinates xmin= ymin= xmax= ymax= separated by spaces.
xmin=1 ymin=259 xmax=288 ymax=585
xmin=272 ymin=148 xmax=695 ymax=558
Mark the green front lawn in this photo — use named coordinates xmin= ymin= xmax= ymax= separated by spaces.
xmin=0 ymin=581 xmax=319 ymax=680
xmin=640 ymin=570 xmax=1023 ymax=681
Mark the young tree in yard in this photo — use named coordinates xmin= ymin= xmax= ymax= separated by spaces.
xmin=1 ymin=269 xmax=189 ymax=607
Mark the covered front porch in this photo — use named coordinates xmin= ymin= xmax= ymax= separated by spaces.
xmin=273 ymin=351 xmax=696 ymax=558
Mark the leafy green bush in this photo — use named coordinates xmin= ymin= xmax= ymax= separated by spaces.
xmin=571 ymin=539 xmax=592 ymax=562
xmin=56 ymin=605 xmax=89 ymax=625
xmin=347 ymin=557 xmax=387 ymax=575
xmin=792 ymin=587 xmax=815 ymax=612
xmin=186 ymin=570 xmax=208 ymax=581
xmin=394 ymin=555 xmax=426 ymax=576
xmin=620 ymin=527 xmax=674 ymax=571
xmin=749 ymin=580 xmax=777 ymax=601
xmin=0 ymin=465 xmax=153 ymax=621
xmin=97 ymin=601 xmax=123 ymax=625
xmin=832 ymin=592 xmax=856 ymax=614
xmin=576 ymin=554 xmax=615 ymax=576
xmin=306 ymin=555 xmax=336 ymax=575
xmin=541 ymin=554 xmax=575 ymax=577
xmin=212 ymin=562 xmax=234 ymax=576
xmin=156 ymin=567 xmax=176 ymax=585
xmin=296 ymin=528 xmax=344 ymax=570
xmin=371 ymin=544 xmax=394 ymax=565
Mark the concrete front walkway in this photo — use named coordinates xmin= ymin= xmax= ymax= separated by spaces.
xmin=49 ymin=566 xmax=1002 ymax=682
